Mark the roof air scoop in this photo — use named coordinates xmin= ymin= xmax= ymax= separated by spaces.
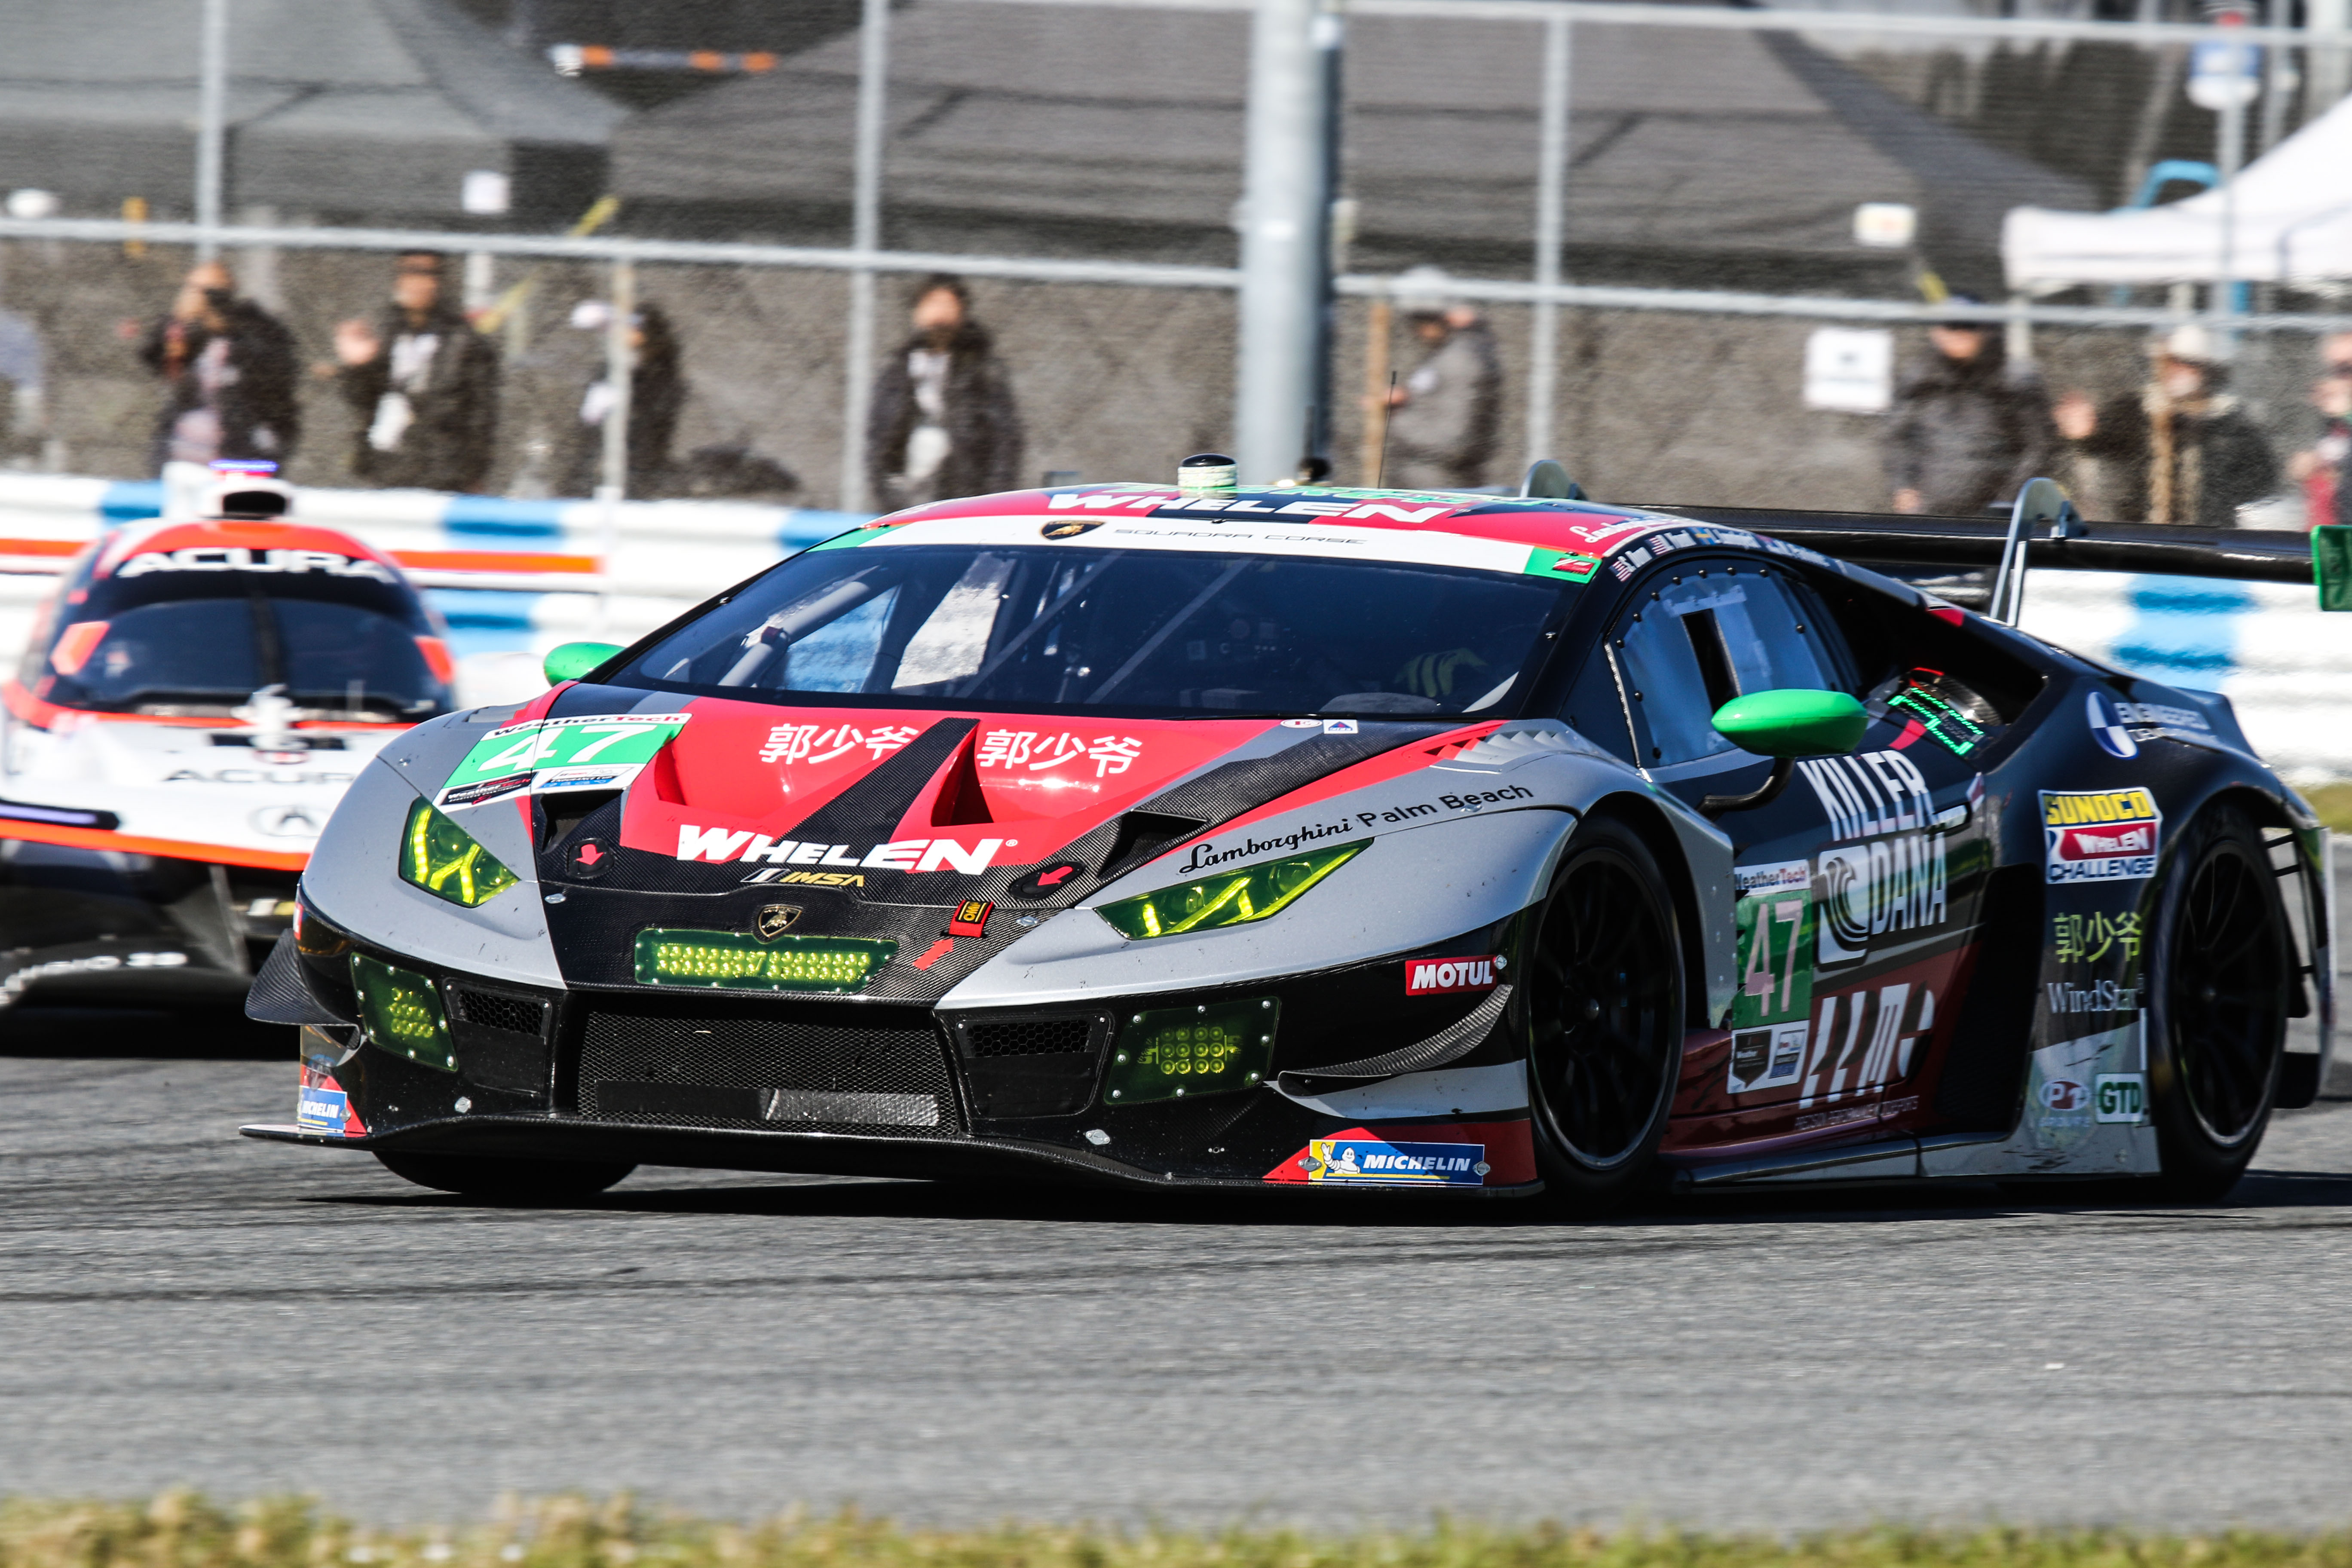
xmin=1178 ymin=453 xmax=1237 ymax=493
xmin=1520 ymin=459 xmax=1584 ymax=500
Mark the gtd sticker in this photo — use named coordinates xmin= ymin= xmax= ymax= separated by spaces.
xmin=1405 ymin=954 xmax=1502 ymax=995
xmin=2094 ymin=1073 xmax=2147 ymax=1123
xmin=2086 ymin=691 xmax=2138 ymax=759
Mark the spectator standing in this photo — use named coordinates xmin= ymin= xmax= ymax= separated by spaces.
xmin=1381 ymin=266 xmax=1503 ymax=491
xmin=332 ymin=251 xmax=501 ymax=493
xmin=2053 ymin=325 xmax=2278 ymax=528
xmin=0 ymin=305 xmax=42 ymax=462
xmin=2287 ymin=333 xmax=2352 ymax=530
xmin=1883 ymin=302 xmax=2058 ymax=515
xmin=562 ymin=299 xmax=685 ymax=498
xmin=136 ymin=260 xmax=300 ymax=472
xmin=866 ymin=275 xmax=1023 ymax=511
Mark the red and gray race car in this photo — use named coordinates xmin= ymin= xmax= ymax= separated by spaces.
xmin=242 ymin=460 xmax=2334 ymax=1209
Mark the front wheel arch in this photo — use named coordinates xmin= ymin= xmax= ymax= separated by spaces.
xmin=1580 ymin=793 xmax=1714 ymax=1030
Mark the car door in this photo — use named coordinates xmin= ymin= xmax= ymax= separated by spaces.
xmin=1605 ymin=553 xmax=1990 ymax=1139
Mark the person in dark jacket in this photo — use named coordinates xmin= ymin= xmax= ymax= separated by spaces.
xmin=2053 ymin=325 xmax=2279 ymax=529
xmin=138 ymin=260 xmax=300 ymax=472
xmin=562 ymin=299 xmax=685 ymax=497
xmin=865 ymin=275 xmax=1023 ymax=511
xmin=1382 ymin=266 xmax=1504 ymax=491
xmin=332 ymin=251 xmax=501 ymax=493
xmin=1883 ymin=309 xmax=2057 ymax=515
xmin=2287 ymin=333 xmax=2352 ymax=530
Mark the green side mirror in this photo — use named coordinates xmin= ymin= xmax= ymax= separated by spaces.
xmin=1711 ymin=689 xmax=1868 ymax=759
xmin=542 ymin=641 xmax=623 ymax=687
xmin=2315 ymin=526 xmax=2352 ymax=612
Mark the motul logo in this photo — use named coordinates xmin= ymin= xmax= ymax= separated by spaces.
xmin=1405 ymin=955 xmax=1501 ymax=995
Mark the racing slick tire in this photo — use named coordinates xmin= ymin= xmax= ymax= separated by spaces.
xmin=374 ymin=1151 xmax=637 ymax=1203
xmin=2147 ymin=803 xmax=2293 ymax=1204
xmin=1522 ymin=816 xmax=1685 ymax=1216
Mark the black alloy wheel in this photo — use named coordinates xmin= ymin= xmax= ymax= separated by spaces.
xmin=1523 ymin=816 xmax=1685 ymax=1213
xmin=374 ymin=1150 xmax=637 ymax=1203
xmin=2147 ymin=804 xmax=2292 ymax=1202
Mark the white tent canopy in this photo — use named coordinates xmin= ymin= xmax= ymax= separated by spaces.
xmin=2003 ymin=92 xmax=2352 ymax=291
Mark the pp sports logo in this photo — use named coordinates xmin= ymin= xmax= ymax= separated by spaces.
xmin=1405 ymin=954 xmax=1503 ymax=995
xmin=2040 ymin=1078 xmax=2089 ymax=1112
xmin=2042 ymin=788 xmax=2162 ymax=884
xmin=2086 ymin=691 xmax=2138 ymax=759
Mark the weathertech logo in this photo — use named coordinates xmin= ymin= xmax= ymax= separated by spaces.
xmin=1405 ymin=954 xmax=1501 ymax=995
xmin=675 ymin=825 xmax=1011 ymax=874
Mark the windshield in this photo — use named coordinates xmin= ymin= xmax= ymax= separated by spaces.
xmin=615 ymin=545 xmax=1571 ymax=717
xmin=32 ymin=585 xmax=450 ymax=719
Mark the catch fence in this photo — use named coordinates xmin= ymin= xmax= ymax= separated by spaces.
xmin=3 ymin=0 xmax=2352 ymax=757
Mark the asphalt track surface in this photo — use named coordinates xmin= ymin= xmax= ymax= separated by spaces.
xmin=7 ymin=1009 xmax=2352 ymax=1533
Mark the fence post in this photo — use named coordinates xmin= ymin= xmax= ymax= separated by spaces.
xmin=1525 ymin=10 xmax=1571 ymax=471
xmin=839 ymin=0 xmax=891 ymax=514
xmin=1235 ymin=0 xmax=1337 ymax=486
xmin=194 ymin=0 xmax=228 ymax=262
xmin=595 ymin=257 xmax=635 ymax=639
xmin=2312 ymin=0 xmax=2352 ymax=116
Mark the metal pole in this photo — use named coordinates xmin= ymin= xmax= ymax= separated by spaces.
xmin=2217 ymin=15 xmax=2247 ymax=319
xmin=839 ymin=0 xmax=890 ymax=513
xmin=2312 ymin=0 xmax=2352 ymax=117
xmin=1308 ymin=0 xmax=1344 ymax=467
xmin=195 ymin=0 xmax=229 ymax=260
xmin=1525 ymin=11 xmax=1570 ymax=469
xmin=595 ymin=258 xmax=635 ymax=638
xmin=1234 ymin=0 xmax=1336 ymax=485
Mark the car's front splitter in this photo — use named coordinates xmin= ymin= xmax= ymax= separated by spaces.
xmin=239 ymin=1112 xmax=1541 ymax=1197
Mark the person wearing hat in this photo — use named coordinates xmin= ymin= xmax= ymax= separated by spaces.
xmin=331 ymin=251 xmax=503 ymax=494
xmin=1883 ymin=298 xmax=2058 ymax=517
xmin=136 ymin=259 xmax=300 ymax=474
xmin=2052 ymin=325 xmax=2278 ymax=528
xmin=1381 ymin=266 xmax=1502 ymax=492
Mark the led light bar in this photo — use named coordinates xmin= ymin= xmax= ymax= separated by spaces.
xmin=1103 ymin=997 xmax=1279 ymax=1105
xmin=349 ymin=953 xmax=456 ymax=1072
xmin=634 ymin=929 xmax=899 ymax=993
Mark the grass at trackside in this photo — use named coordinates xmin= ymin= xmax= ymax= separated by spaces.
xmin=2303 ymin=783 xmax=2352 ymax=837
xmin=9 ymin=1498 xmax=2352 ymax=1568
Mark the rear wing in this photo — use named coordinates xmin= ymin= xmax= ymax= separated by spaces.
xmin=1644 ymin=504 xmax=2321 ymax=590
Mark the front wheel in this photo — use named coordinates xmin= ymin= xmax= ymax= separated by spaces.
xmin=2147 ymin=804 xmax=2292 ymax=1203
xmin=375 ymin=1150 xmax=637 ymax=1203
xmin=1522 ymin=817 xmax=1686 ymax=1216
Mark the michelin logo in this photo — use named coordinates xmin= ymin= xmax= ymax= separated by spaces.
xmin=1305 ymin=1139 xmax=1488 ymax=1186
